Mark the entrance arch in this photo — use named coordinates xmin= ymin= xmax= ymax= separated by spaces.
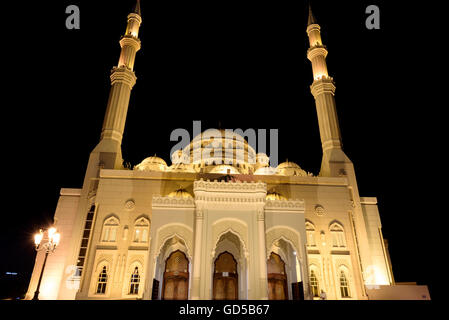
xmin=213 ymin=252 xmax=238 ymax=300
xmin=266 ymin=234 xmax=305 ymax=300
xmin=162 ymin=250 xmax=189 ymax=300
xmin=267 ymin=252 xmax=288 ymax=300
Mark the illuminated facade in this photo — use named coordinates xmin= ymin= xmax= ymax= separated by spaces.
xmin=25 ymin=3 xmax=429 ymax=300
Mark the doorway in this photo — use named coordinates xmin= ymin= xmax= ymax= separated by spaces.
xmin=213 ymin=252 xmax=238 ymax=300
xmin=267 ymin=252 xmax=288 ymax=300
xmin=162 ymin=250 xmax=189 ymax=300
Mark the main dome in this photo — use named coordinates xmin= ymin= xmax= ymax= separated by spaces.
xmin=181 ymin=129 xmax=258 ymax=174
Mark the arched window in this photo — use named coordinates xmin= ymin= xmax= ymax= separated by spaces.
xmin=101 ymin=217 xmax=119 ymax=242
xmin=309 ymin=269 xmax=320 ymax=298
xmin=96 ymin=266 xmax=108 ymax=294
xmin=133 ymin=217 xmax=149 ymax=243
xmin=330 ymin=222 xmax=346 ymax=248
xmin=129 ymin=267 xmax=140 ymax=295
xmin=305 ymin=222 xmax=316 ymax=247
xmin=339 ymin=269 xmax=350 ymax=298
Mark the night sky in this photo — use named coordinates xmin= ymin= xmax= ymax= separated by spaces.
xmin=1 ymin=1 xmax=437 ymax=299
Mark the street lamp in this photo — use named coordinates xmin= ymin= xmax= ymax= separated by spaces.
xmin=32 ymin=227 xmax=61 ymax=300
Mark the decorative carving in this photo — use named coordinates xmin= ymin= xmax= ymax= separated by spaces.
xmin=155 ymin=224 xmax=193 ymax=260
xmin=212 ymin=219 xmax=249 ymax=258
xmin=265 ymin=199 xmax=305 ymax=212
xmin=314 ymin=204 xmax=325 ymax=216
xmin=152 ymin=195 xmax=195 ymax=208
xmin=125 ymin=199 xmax=135 ymax=210
xmin=265 ymin=227 xmax=301 ymax=261
xmin=194 ymin=179 xmax=266 ymax=193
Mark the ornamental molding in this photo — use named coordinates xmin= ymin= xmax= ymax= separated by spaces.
xmin=110 ymin=66 xmax=137 ymax=88
xmin=212 ymin=219 xmax=249 ymax=259
xmin=265 ymin=227 xmax=301 ymax=262
xmin=310 ymin=78 xmax=336 ymax=97
xmin=155 ymin=224 xmax=193 ymax=261
xmin=119 ymin=35 xmax=141 ymax=51
xmin=152 ymin=195 xmax=195 ymax=208
xmin=195 ymin=195 xmax=266 ymax=204
xmin=194 ymin=179 xmax=267 ymax=193
xmin=264 ymin=199 xmax=305 ymax=212
xmin=194 ymin=179 xmax=267 ymax=209
xmin=306 ymin=45 xmax=328 ymax=60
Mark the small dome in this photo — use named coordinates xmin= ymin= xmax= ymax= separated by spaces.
xmin=134 ymin=156 xmax=167 ymax=172
xmin=167 ymin=188 xmax=192 ymax=198
xmin=276 ymin=161 xmax=307 ymax=176
xmin=266 ymin=191 xmax=287 ymax=201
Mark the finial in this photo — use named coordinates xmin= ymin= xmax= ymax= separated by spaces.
xmin=134 ymin=0 xmax=142 ymax=16
xmin=308 ymin=3 xmax=317 ymax=26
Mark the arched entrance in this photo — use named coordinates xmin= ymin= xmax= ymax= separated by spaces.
xmin=162 ymin=250 xmax=189 ymax=300
xmin=213 ymin=252 xmax=238 ymax=300
xmin=267 ymin=252 xmax=288 ymax=300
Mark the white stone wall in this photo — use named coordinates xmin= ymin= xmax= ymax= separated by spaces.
xmin=26 ymin=188 xmax=81 ymax=300
xmin=361 ymin=197 xmax=392 ymax=286
xmin=26 ymin=170 xmax=398 ymax=300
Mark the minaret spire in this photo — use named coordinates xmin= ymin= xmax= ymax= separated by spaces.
xmin=94 ymin=3 xmax=143 ymax=169
xmin=307 ymin=3 xmax=317 ymax=26
xmin=306 ymin=6 xmax=348 ymax=176
xmin=134 ymin=0 xmax=142 ymax=16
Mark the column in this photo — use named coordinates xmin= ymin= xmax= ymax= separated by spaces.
xmin=190 ymin=208 xmax=204 ymax=299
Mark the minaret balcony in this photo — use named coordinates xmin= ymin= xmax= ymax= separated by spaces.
xmin=120 ymin=35 xmax=141 ymax=50
xmin=307 ymin=45 xmax=328 ymax=60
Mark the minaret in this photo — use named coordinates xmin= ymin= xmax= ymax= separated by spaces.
xmin=306 ymin=5 xmax=374 ymax=297
xmin=71 ymin=2 xmax=143 ymax=298
xmin=306 ymin=4 xmax=349 ymax=177
xmin=95 ymin=0 xmax=142 ymax=170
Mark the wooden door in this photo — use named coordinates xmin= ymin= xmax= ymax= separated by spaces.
xmin=213 ymin=252 xmax=238 ymax=300
xmin=267 ymin=252 xmax=288 ymax=300
xmin=162 ymin=250 xmax=189 ymax=300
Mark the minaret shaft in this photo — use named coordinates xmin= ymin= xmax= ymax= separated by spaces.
xmin=98 ymin=12 xmax=142 ymax=164
xmin=307 ymin=20 xmax=348 ymax=176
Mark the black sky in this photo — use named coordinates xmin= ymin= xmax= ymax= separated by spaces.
xmin=1 ymin=0 xmax=438 ymax=299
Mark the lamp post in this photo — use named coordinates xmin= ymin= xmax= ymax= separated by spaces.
xmin=32 ymin=227 xmax=60 ymax=300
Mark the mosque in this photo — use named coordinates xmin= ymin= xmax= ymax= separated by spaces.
xmin=25 ymin=2 xmax=429 ymax=300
